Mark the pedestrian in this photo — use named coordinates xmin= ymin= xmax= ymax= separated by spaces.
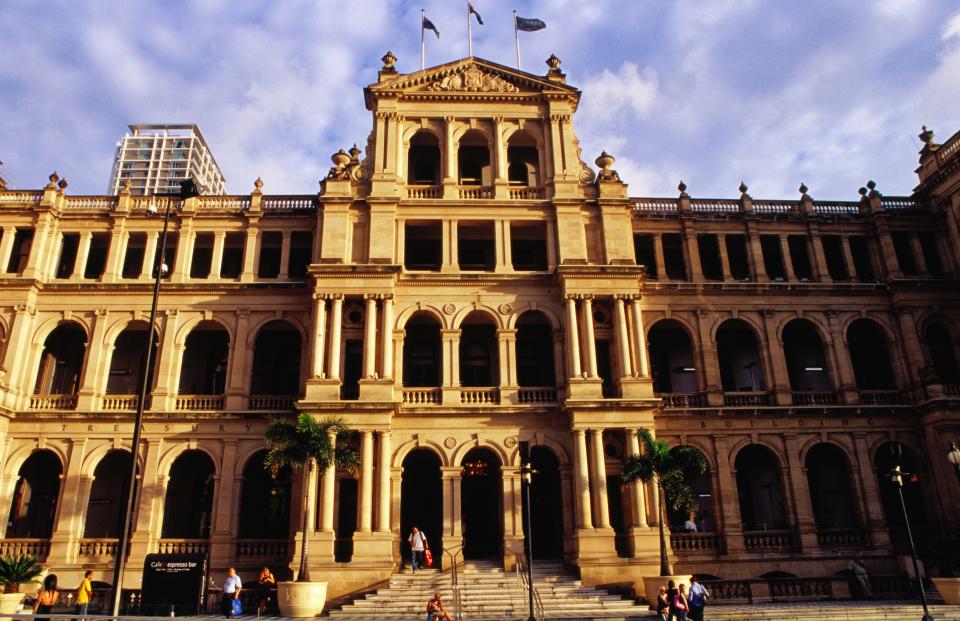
xmin=848 ymin=553 xmax=872 ymax=598
xmin=426 ymin=591 xmax=452 ymax=621
xmin=656 ymin=585 xmax=670 ymax=620
xmin=75 ymin=570 xmax=93 ymax=618
xmin=665 ymin=579 xmax=678 ymax=620
xmin=256 ymin=566 xmax=275 ymax=615
xmin=34 ymin=574 xmax=59 ymax=614
xmin=684 ymin=511 xmax=699 ymax=533
xmin=672 ymin=583 xmax=690 ymax=621
xmin=687 ymin=575 xmax=709 ymax=621
xmin=408 ymin=526 xmax=428 ymax=573
xmin=221 ymin=567 xmax=242 ymax=618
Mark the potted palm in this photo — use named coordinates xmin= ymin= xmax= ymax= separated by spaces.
xmin=621 ymin=429 xmax=706 ymax=608
xmin=264 ymin=413 xmax=358 ymax=617
xmin=0 ymin=554 xmax=43 ymax=613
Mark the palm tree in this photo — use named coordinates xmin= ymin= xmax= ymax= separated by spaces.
xmin=621 ymin=429 xmax=706 ymax=576
xmin=264 ymin=414 xmax=358 ymax=582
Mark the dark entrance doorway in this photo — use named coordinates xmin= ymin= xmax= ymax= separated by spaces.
xmin=401 ymin=450 xmax=443 ymax=568
xmin=461 ymin=448 xmax=501 ymax=559
xmin=528 ymin=446 xmax=563 ymax=558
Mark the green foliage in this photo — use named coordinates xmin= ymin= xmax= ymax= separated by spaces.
xmin=621 ymin=429 xmax=706 ymax=515
xmin=263 ymin=413 xmax=359 ymax=477
xmin=0 ymin=554 xmax=43 ymax=594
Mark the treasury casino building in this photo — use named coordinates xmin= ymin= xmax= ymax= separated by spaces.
xmin=0 ymin=54 xmax=959 ymax=600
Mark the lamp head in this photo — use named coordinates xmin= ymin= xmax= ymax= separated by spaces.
xmin=146 ymin=202 xmax=158 ymax=216
xmin=159 ymin=263 xmax=170 ymax=277
xmin=948 ymin=442 xmax=960 ymax=467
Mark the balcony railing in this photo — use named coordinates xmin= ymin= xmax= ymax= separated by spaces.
xmin=816 ymin=528 xmax=866 ymax=548
xmin=743 ymin=529 xmax=795 ymax=551
xmin=157 ymin=539 xmax=210 ymax=555
xmin=247 ymin=395 xmax=298 ymax=411
xmin=723 ymin=391 xmax=771 ymax=406
xmin=0 ymin=191 xmax=42 ymax=204
xmin=791 ymin=390 xmax=838 ymax=405
xmin=670 ymin=532 xmax=721 ymax=553
xmin=517 ymin=387 xmax=557 ymax=404
xmin=236 ymin=539 xmax=290 ymax=560
xmin=102 ymin=394 xmax=148 ymax=411
xmin=858 ymin=389 xmax=902 ymax=405
xmin=508 ymin=187 xmax=545 ymax=199
xmin=458 ymin=186 xmax=493 ymax=199
xmin=406 ymin=184 xmax=442 ymax=199
xmin=262 ymin=195 xmax=316 ymax=211
xmin=64 ymin=196 xmax=117 ymax=210
xmin=175 ymin=395 xmax=225 ymax=411
xmin=658 ymin=392 xmax=705 ymax=407
xmin=460 ymin=387 xmax=500 ymax=405
xmin=402 ymin=388 xmax=442 ymax=405
xmin=78 ymin=538 xmax=118 ymax=560
xmin=768 ymin=577 xmax=832 ymax=600
xmin=0 ymin=538 xmax=50 ymax=559
xmin=197 ymin=196 xmax=250 ymax=210
xmin=945 ymin=383 xmax=960 ymax=396
xmin=29 ymin=394 xmax=78 ymax=410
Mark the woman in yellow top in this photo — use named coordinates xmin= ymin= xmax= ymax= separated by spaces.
xmin=76 ymin=570 xmax=93 ymax=616
xmin=256 ymin=566 xmax=275 ymax=615
xmin=33 ymin=574 xmax=59 ymax=614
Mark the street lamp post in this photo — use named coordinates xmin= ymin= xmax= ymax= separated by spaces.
xmin=888 ymin=443 xmax=934 ymax=621
xmin=518 ymin=460 xmax=536 ymax=621
xmin=110 ymin=180 xmax=197 ymax=616
xmin=948 ymin=442 xmax=960 ymax=486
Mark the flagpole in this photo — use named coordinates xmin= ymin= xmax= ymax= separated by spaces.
xmin=513 ymin=10 xmax=521 ymax=70
xmin=467 ymin=1 xmax=473 ymax=57
xmin=421 ymin=8 xmax=425 ymax=70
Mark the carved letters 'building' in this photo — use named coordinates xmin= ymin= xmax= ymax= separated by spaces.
xmin=0 ymin=55 xmax=959 ymax=604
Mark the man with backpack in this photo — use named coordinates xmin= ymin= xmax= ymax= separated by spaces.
xmin=408 ymin=526 xmax=428 ymax=573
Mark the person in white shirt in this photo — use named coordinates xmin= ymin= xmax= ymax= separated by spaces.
xmin=408 ymin=526 xmax=428 ymax=572
xmin=684 ymin=512 xmax=699 ymax=533
xmin=222 ymin=567 xmax=242 ymax=618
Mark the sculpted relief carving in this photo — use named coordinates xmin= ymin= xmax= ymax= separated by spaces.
xmin=425 ymin=66 xmax=520 ymax=93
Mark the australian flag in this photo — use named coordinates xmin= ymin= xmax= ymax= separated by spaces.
xmin=468 ymin=3 xmax=483 ymax=25
xmin=515 ymin=16 xmax=546 ymax=31
xmin=423 ymin=14 xmax=440 ymax=38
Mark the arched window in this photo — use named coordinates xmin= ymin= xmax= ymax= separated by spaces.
xmin=6 ymin=450 xmax=62 ymax=538
xmin=458 ymin=130 xmax=491 ymax=186
xmin=250 ymin=321 xmax=303 ymax=395
xmin=734 ymin=445 xmax=788 ymax=530
xmin=407 ymin=131 xmax=441 ymax=185
xmin=847 ymin=319 xmax=895 ymax=390
xmin=403 ymin=313 xmax=441 ymax=387
xmin=667 ymin=446 xmax=714 ymax=532
xmin=238 ymin=450 xmax=291 ymax=539
xmin=179 ymin=321 xmax=229 ymax=394
xmin=924 ymin=321 xmax=960 ymax=384
xmin=459 ymin=312 xmax=498 ymax=387
xmin=647 ymin=320 xmax=698 ymax=393
xmin=805 ymin=443 xmax=858 ymax=530
xmin=507 ymin=131 xmax=539 ymax=186
xmin=34 ymin=323 xmax=86 ymax=395
xmin=85 ymin=450 xmax=136 ymax=538
xmin=161 ymin=450 xmax=216 ymax=539
xmin=106 ymin=322 xmax=159 ymax=394
xmin=782 ymin=319 xmax=832 ymax=391
xmin=716 ymin=320 xmax=765 ymax=391
xmin=516 ymin=312 xmax=555 ymax=387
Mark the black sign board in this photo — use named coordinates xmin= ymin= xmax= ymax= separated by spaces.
xmin=140 ymin=553 xmax=207 ymax=616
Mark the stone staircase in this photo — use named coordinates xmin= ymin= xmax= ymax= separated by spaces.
xmin=327 ymin=559 xmax=650 ymax=620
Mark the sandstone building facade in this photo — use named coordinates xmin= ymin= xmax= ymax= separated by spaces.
xmin=0 ymin=55 xmax=958 ymax=602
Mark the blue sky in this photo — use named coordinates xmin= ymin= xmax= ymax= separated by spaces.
xmin=1 ymin=0 xmax=958 ymax=199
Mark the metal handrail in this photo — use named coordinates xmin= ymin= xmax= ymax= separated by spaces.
xmin=515 ymin=552 xmax=544 ymax=621
xmin=442 ymin=544 xmax=464 ymax=621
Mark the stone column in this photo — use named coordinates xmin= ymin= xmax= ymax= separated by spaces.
xmin=327 ymin=295 xmax=343 ymax=381
xmin=683 ymin=224 xmax=703 ymax=280
xmin=363 ymin=295 xmax=378 ymax=379
xmin=909 ymin=233 xmax=928 ymax=275
xmin=377 ymin=431 xmax=392 ymax=532
xmin=241 ymin=226 xmax=258 ymax=282
xmin=762 ymin=311 xmax=792 ymax=405
xmin=73 ymin=232 xmax=92 ymax=279
xmin=140 ymin=232 xmax=157 ymax=279
xmin=443 ymin=117 xmax=458 ymax=198
xmin=278 ymin=231 xmax=291 ymax=279
xmin=572 ymin=429 xmax=593 ymax=530
xmin=613 ymin=296 xmax=633 ymax=378
xmin=0 ymin=226 xmax=16 ymax=272
xmin=380 ymin=295 xmax=394 ymax=379
xmin=626 ymin=430 xmax=648 ymax=528
xmin=210 ymin=231 xmax=225 ymax=278
xmin=359 ymin=431 xmax=374 ymax=532
xmin=809 ymin=231 xmax=832 ymax=283
xmin=441 ymin=329 xmax=461 ymax=405
xmin=784 ymin=433 xmax=819 ymax=552
xmin=695 ymin=310 xmax=723 ymax=405
xmin=565 ymin=296 xmax=582 ymax=378
xmin=495 ymin=219 xmax=512 ymax=271
xmin=851 ymin=433 xmax=891 ymax=548
xmin=320 ymin=432 xmax=337 ymax=532
xmin=588 ymin=429 xmax=611 ymax=528
xmin=841 ymin=236 xmax=858 ymax=281
xmin=746 ymin=223 xmax=767 ymax=282
xmin=580 ymin=296 xmax=598 ymax=378
xmin=46 ymin=438 xmax=87 ymax=565
xmin=895 ymin=308 xmax=925 ymax=394
xmin=717 ymin=234 xmax=731 ymax=281
xmin=545 ymin=219 xmax=557 ymax=269
xmin=713 ymin=436 xmax=745 ymax=553
xmin=780 ymin=235 xmax=796 ymax=280
xmin=631 ymin=297 xmax=650 ymax=378
xmin=653 ymin=234 xmax=666 ymax=280
xmin=209 ymin=440 xmax=238 ymax=567
xmin=311 ymin=294 xmax=327 ymax=378
xmin=826 ymin=311 xmax=858 ymax=404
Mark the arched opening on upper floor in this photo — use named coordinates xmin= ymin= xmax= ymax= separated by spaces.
xmin=6 ymin=450 xmax=62 ymax=538
xmin=647 ymin=320 xmax=698 ymax=394
xmin=85 ymin=450 xmax=137 ymax=538
xmin=238 ymin=450 xmax=291 ymax=539
xmin=924 ymin=321 xmax=960 ymax=384
xmin=403 ymin=313 xmax=441 ymax=388
xmin=161 ymin=450 xmax=216 ymax=539
xmin=782 ymin=319 xmax=832 ymax=391
xmin=178 ymin=321 xmax=229 ymax=395
xmin=528 ymin=446 xmax=564 ymax=558
xmin=106 ymin=322 xmax=159 ymax=394
xmin=460 ymin=312 xmax=498 ymax=387
xmin=516 ymin=311 xmax=555 ymax=387
xmin=250 ymin=321 xmax=303 ymax=396
xmin=407 ymin=131 xmax=441 ymax=185
xmin=400 ymin=449 xmax=443 ymax=569
xmin=847 ymin=319 xmax=895 ymax=390
xmin=874 ymin=442 xmax=930 ymax=553
xmin=460 ymin=447 xmax=502 ymax=560
xmin=507 ymin=131 xmax=540 ymax=187
xmin=805 ymin=443 xmax=858 ymax=530
xmin=717 ymin=320 xmax=765 ymax=392
xmin=734 ymin=445 xmax=788 ymax=530
xmin=667 ymin=446 xmax=714 ymax=533
xmin=34 ymin=322 xmax=86 ymax=395
xmin=458 ymin=130 xmax=491 ymax=186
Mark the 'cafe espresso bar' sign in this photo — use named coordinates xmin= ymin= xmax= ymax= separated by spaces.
xmin=140 ymin=553 xmax=207 ymax=616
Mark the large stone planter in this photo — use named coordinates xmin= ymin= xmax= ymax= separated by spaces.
xmin=277 ymin=581 xmax=327 ymax=617
xmin=0 ymin=592 xmax=24 ymax=614
xmin=933 ymin=577 xmax=960 ymax=605
xmin=640 ymin=575 xmax=692 ymax=609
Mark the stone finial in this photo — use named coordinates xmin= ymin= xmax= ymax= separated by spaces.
xmin=739 ymin=181 xmax=748 ymax=195
xmin=46 ymin=171 xmax=59 ymax=189
xmin=122 ymin=178 xmax=132 ymax=193
xmin=349 ymin=144 xmax=361 ymax=162
xmin=858 ymin=186 xmax=868 ymax=197
xmin=595 ymin=151 xmax=615 ymax=170
xmin=866 ymin=179 xmax=876 ymax=191
xmin=381 ymin=51 xmax=397 ymax=71
xmin=254 ymin=176 xmax=264 ymax=192
xmin=798 ymin=182 xmax=809 ymax=196
xmin=331 ymin=149 xmax=350 ymax=169
xmin=677 ymin=180 xmax=688 ymax=195
xmin=919 ymin=125 xmax=934 ymax=145
xmin=546 ymin=54 xmax=561 ymax=70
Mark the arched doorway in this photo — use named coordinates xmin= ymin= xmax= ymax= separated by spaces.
xmin=460 ymin=448 xmax=501 ymax=559
xmin=667 ymin=446 xmax=714 ymax=532
xmin=717 ymin=320 xmax=765 ymax=392
xmin=528 ymin=446 xmax=563 ymax=558
xmin=874 ymin=442 xmax=930 ymax=553
xmin=179 ymin=321 xmax=229 ymax=395
xmin=647 ymin=320 xmax=698 ymax=394
xmin=238 ymin=450 xmax=291 ymax=539
xmin=85 ymin=450 xmax=136 ymax=538
xmin=401 ymin=450 xmax=443 ymax=568
xmin=250 ymin=321 xmax=303 ymax=395
xmin=805 ymin=443 xmax=858 ymax=530
xmin=782 ymin=319 xmax=833 ymax=391
xmin=106 ymin=322 xmax=159 ymax=394
xmin=161 ymin=450 xmax=216 ymax=539
xmin=734 ymin=445 xmax=788 ymax=530
xmin=7 ymin=450 xmax=62 ymax=538
xmin=403 ymin=313 xmax=441 ymax=387
xmin=34 ymin=322 xmax=86 ymax=395
xmin=847 ymin=319 xmax=896 ymax=390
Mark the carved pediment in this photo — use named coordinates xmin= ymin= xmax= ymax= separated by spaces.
xmin=422 ymin=65 xmax=519 ymax=93
xmin=368 ymin=57 xmax=578 ymax=97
